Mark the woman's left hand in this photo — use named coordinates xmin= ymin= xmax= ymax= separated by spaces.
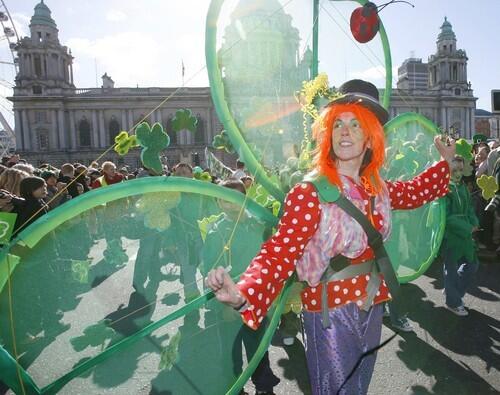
xmin=434 ymin=135 xmax=456 ymax=164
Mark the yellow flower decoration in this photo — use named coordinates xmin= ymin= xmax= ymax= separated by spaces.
xmin=476 ymin=175 xmax=499 ymax=200
xmin=135 ymin=192 xmax=181 ymax=231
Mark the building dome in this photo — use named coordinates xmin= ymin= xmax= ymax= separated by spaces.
xmin=30 ymin=0 xmax=57 ymax=29
xmin=232 ymin=0 xmax=285 ymax=18
xmin=438 ymin=16 xmax=456 ymax=41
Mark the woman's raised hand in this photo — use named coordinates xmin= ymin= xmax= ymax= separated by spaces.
xmin=434 ymin=135 xmax=456 ymax=164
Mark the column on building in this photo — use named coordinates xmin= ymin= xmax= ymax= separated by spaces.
xmin=69 ymin=110 xmax=77 ymax=150
xmin=14 ymin=110 xmax=24 ymax=150
xmin=25 ymin=110 xmax=37 ymax=152
xmin=50 ymin=110 xmax=58 ymax=150
xmin=127 ymin=110 xmax=134 ymax=132
xmin=91 ymin=110 xmax=99 ymax=148
xmin=121 ymin=109 xmax=127 ymax=132
xmin=57 ymin=109 xmax=66 ymax=149
xmin=21 ymin=110 xmax=31 ymax=151
xmin=98 ymin=110 xmax=106 ymax=148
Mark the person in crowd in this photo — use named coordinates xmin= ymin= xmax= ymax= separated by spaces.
xmin=75 ymin=165 xmax=90 ymax=193
xmin=58 ymin=163 xmax=80 ymax=198
xmin=172 ymin=163 xmax=193 ymax=178
xmin=442 ymin=155 xmax=479 ymax=316
xmin=12 ymin=176 xmax=50 ymax=235
xmin=202 ymin=179 xmax=280 ymax=395
xmin=0 ymin=168 xmax=30 ymax=206
xmin=232 ymin=160 xmax=246 ymax=180
xmin=12 ymin=163 xmax=35 ymax=176
xmin=41 ymin=170 xmax=70 ymax=209
xmin=91 ymin=161 xmax=124 ymax=188
xmin=240 ymin=176 xmax=254 ymax=190
xmin=475 ymin=146 xmax=490 ymax=178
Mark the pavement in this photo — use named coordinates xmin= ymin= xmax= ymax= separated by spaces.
xmin=252 ymin=257 xmax=500 ymax=395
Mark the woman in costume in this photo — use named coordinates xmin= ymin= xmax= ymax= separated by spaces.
xmin=207 ymin=79 xmax=455 ymax=394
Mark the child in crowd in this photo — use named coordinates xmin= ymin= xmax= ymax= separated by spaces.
xmin=442 ymin=155 xmax=479 ymax=316
xmin=13 ymin=176 xmax=50 ymax=235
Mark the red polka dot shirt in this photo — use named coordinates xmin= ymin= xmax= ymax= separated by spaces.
xmin=237 ymin=160 xmax=450 ymax=330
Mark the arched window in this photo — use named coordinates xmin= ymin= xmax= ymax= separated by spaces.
xmin=109 ymin=117 xmax=120 ymax=144
xmin=79 ymin=118 xmax=91 ymax=147
xmin=194 ymin=114 xmax=205 ymax=144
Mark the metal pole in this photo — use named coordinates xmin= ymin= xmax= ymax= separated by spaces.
xmin=312 ymin=0 xmax=319 ymax=79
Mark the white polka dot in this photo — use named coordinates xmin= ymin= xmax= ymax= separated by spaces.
xmin=312 ymin=192 xmax=317 ymax=197
xmin=304 ymin=292 xmax=308 ymax=298
xmin=308 ymin=202 xmax=315 ymax=208
xmin=302 ymin=226 xmax=308 ymax=232
xmin=265 ymin=297 xmax=270 ymax=304
xmin=334 ymin=285 xmax=340 ymax=291
xmin=424 ymin=189 xmax=429 ymax=194
xmin=334 ymin=298 xmax=341 ymax=304
xmin=311 ymin=299 xmax=317 ymax=306
xmin=304 ymin=304 xmax=309 ymax=309
xmin=287 ymin=200 xmax=291 ymax=206
xmin=432 ymin=173 xmax=438 ymax=179
xmin=441 ymin=167 xmax=445 ymax=172
xmin=311 ymin=287 xmax=317 ymax=293
xmin=262 ymin=249 xmax=267 ymax=254
xmin=301 ymin=183 xmax=308 ymax=189
xmin=355 ymin=290 xmax=361 ymax=296
xmin=300 ymin=244 xmax=305 ymax=249
xmin=297 ymin=237 xmax=303 ymax=241
xmin=356 ymin=300 xmax=363 ymax=307
xmin=256 ymin=278 xmax=262 ymax=284
xmin=412 ymin=195 xmax=417 ymax=200
xmin=399 ymin=200 xmax=404 ymax=205
xmin=287 ymin=271 xmax=293 ymax=276
xmin=248 ymin=288 xmax=255 ymax=295
xmin=389 ymin=187 xmax=394 ymax=193
xmin=365 ymin=275 xmax=370 ymax=281
xmin=283 ymin=237 xmax=290 ymax=243
xmin=274 ymin=273 xmax=279 ymax=279
xmin=352 ymin=278 xmax=357 ymax=284
xmin=271 ymin=287 xmax=276 ymax=294
xmin=267 ymin=283 xmax=272 ymax=290
xmin=274 ymin=246 xmax=281 ymax=253
xmin=363 ymin=200 xmax=369 ymax=205
xmin=376 ymin=291 xmax=381 ymax=296
xmin=287 ymin=229 xmax=294 ymax=234
xmin=277 ymin=265 xmax=282 ymax=271
xmin=424 ymin=178 xmax=429 ymax=182
xmin=256 ymin=309 xmax=262 ymax=316
xmin=290 ymin=247 xmax=296 ymax=252
xmin=379 ymin=220 xmax=384 ymax=226
xmin=343 ymin=288 xmax=348 ymax=294
xmin=258 ymin=293 xmax=263 ymax=300
xmin=388 ymin=292 xmax=392 ymax=298
xmin=258 ymin=316 xmax=264 ymax=323
xmin=298 ymin=194 xmax=304 ymax=200
xmin=407 ymin=203 xmax=413 ymax=207
xmin=262 ymin=268 xmax=268 ymax=274
xmin=294 ymin=206 xmax=300 ymax=212
xmin=373 ymin=210 xmax=379 ymax=215
xmin=305 ymin=214 xmax=312 ymax=221
xmin=248 ymin=320 xmax=254 ymax=327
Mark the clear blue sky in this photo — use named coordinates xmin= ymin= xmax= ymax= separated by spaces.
xmin=2 ymin=0 xmax=499 ymax=127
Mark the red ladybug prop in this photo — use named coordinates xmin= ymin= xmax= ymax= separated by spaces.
xmin=350 ymin=2 xmax=380 ymax=43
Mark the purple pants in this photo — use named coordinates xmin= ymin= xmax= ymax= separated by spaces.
xmin=302 ymin=303 xmax=383 ymax=395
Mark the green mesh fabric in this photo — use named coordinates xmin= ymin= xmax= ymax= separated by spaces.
xmin=382 ymin=113 xmax=446 ymax=283
xmin=0 ymin=178 xmax=279 ymax=394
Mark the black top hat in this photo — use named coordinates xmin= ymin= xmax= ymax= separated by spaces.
xmin=327 ymin=79 xmax=389 ymax=125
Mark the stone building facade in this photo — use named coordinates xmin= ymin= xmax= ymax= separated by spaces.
xmin=10 ymin=1 xmax=230 ymax=168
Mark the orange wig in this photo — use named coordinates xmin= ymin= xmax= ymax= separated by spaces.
xmin=311 ymin=103 xmax=386 ymax=195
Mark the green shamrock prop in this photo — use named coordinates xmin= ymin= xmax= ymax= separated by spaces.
xmin=70 ymin=319 xmax=117 ymax=352
xmin=171 ymin=109 xmax=198 ymax=133
xmin=103 ymin=239 xmax=129 ymax=269
xmin=194 ymin=171 xmax=212 ymax=182
xmin=159 ymin=332 xmax=182 ymax=371
xmin=114 ymin=131 xmax=139 ymax=156
xmin=135 ymin=122 xmax=170 ymax=175
xmin=212 ymin=130 xmax=235 ymax=153
xmin=455 ymin=138 xmax=473 ymax=161
xmin=71 ymin=259 xmax=91 ymax=284
xmin=476 ymin=175 xmax=499 ymax=200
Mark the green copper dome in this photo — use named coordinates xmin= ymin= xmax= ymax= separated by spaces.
xmin=438 ymin=16 xmax=456 ymax=41
xmin=30 ymin=0 xmax=57 ymax=29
